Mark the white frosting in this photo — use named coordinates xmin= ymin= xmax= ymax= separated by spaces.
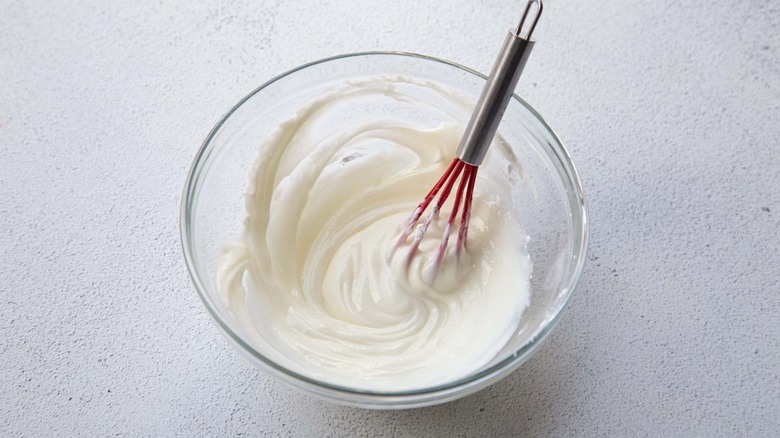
xmin=218 ymin=76 xmax=532 ymax=391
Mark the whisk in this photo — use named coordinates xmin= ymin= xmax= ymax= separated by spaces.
xmin=389 ymin=0 xmax=543 ymax=279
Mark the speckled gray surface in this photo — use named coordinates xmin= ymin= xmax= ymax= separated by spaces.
xmin=2 ymin=0 xmax=779 ymax=436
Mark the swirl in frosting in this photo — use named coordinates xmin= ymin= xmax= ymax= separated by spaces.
xmin=218 ymin=76 xmax=532 ymax=391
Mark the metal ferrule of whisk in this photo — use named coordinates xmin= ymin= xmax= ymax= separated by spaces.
xmin=457 ymin=0 xmax=542 ymax=166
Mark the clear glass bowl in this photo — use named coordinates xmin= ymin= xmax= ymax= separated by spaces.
xmin=181 ymin=52 xmax=588 ymax=409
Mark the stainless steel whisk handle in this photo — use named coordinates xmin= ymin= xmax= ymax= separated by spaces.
xmin=456 ymin=0 xmax=543 ymax=166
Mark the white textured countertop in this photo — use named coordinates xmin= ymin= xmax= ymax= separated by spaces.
xmin=2 ymin=0 xmax=778 ymax=435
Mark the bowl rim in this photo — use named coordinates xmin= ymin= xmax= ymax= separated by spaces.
xmin=180 ymin=50 xmax=589 ymax=408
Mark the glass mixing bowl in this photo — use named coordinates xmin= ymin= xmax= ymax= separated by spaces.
xmin=181 ymin=52 xmax=588 ymax=409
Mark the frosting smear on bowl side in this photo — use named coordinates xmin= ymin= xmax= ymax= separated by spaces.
xmin=218 ymin=76 xmax=532 ymax=391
